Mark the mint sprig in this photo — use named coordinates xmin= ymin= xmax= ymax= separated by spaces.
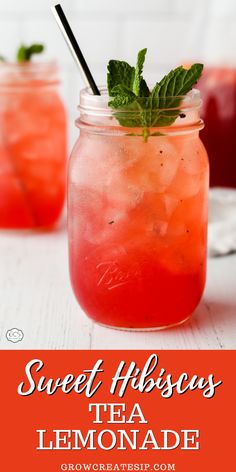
xmin=107 ymin=50 xmax=203 ymax=140
xmin=107 ymin=48 xmax=150 ymax=99
xmin=16 ymin=44 xmax=44 ymax=62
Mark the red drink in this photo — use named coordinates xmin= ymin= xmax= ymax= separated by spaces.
xmin=0 ymin=61 xmax=67 ymax=228
xmin=68 ymin=89 xmax=209 ymax=329
xmin=198 ymin=67 xmax=236 ymax=187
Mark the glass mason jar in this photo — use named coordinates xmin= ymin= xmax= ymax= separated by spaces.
xmin=68 ymin=87 xmax=209 ymax=330
xmin=197 ymin=66 xmax=236 ymax=188
xmin=0 ymin=61 xmax=67 ymax=229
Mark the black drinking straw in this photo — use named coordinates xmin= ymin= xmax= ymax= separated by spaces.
xmin=51 ymin=4 xmax=100 ymax=95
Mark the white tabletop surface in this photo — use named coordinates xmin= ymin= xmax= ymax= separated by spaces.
xmin=0 ymin=221 xmax=235 ymax=350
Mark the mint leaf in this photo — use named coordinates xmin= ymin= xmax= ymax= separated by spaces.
xmin=16 ymin=44 xmax=44 ymax=62
xmin=107 ymin=49 xmax=150 ymax=98
xmin=108 ymin=85 xmax=136 ymax=108
xmin=133 ymin=48 xmax=149 ymax=96
xmin=139 ymin=78 xmax=150 ymax=97
xmin=109 ymin=92 xmax=144 ymax=128
xmin=152 ymin=64 xmax=203 ymax=102
xmin=150 ymin=63 xmax=203 ymax=127
xmin=107 ymin=60 xmax=135 ymax=96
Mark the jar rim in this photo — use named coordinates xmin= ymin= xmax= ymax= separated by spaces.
xmin=0 ymin=59 xmax=57 ymax=69
xmin=79 ymin=86 xmax=202 ymax=115
xmin=0 ymin=60 xmax=60 ymax=87
xmin=77 ymin=85 xmax=203 ymax=134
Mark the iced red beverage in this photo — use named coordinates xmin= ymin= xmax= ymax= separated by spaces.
xmin=0 ymin=61 xmax=67 ymax=228
xmin=68 ymin=88 xmax=208 ymax=329
xmin=198 ymin=66 xmax=236 ymax=187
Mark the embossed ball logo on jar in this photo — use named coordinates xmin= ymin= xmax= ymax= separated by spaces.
xmin=96 ymin=261 xmax=141 ymax=290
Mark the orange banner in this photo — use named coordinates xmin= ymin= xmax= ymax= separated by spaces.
xmin=1 ymin=350 xmax=234 ymax=471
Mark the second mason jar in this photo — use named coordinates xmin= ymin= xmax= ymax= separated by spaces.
xmin=198 ymin=66 xmax=236 ymax=187
xmin=68 ymin=88 xmax=209 ymax=330
xmin=0 ymin=61 xmax=67 ymax=229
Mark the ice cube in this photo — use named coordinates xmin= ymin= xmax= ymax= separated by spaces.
xmin=152 ymin=220 xmax=168 ymax=237
xmin=163 ymin=194 xmax=179 ymax=217
xmin=122 ymin=136 xmax=180 ymax=194
xmin=179 ymin=139 xmax=208 ymax=176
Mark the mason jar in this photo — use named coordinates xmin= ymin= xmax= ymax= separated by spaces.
xmin=0 ymin=61 xmax=67 ymax=228
xmin=197 ymin=66 xmax=236 ymax=187
xmin=68 ymin=87 xmax=209 ymax=330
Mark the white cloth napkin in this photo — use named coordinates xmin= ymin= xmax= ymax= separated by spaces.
xmin=208 ymin=188 xmax=236 ymax=257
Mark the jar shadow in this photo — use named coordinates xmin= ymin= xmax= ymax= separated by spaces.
xmin=171 ymin=298 xmax=236 ymax=345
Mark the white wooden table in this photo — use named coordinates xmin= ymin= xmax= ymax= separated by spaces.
xmin=0 ymin=221 xmax=235 ymax=350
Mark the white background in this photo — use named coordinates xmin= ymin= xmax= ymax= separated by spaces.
xmin=0 ymin=0 xmax=236 ymax=146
